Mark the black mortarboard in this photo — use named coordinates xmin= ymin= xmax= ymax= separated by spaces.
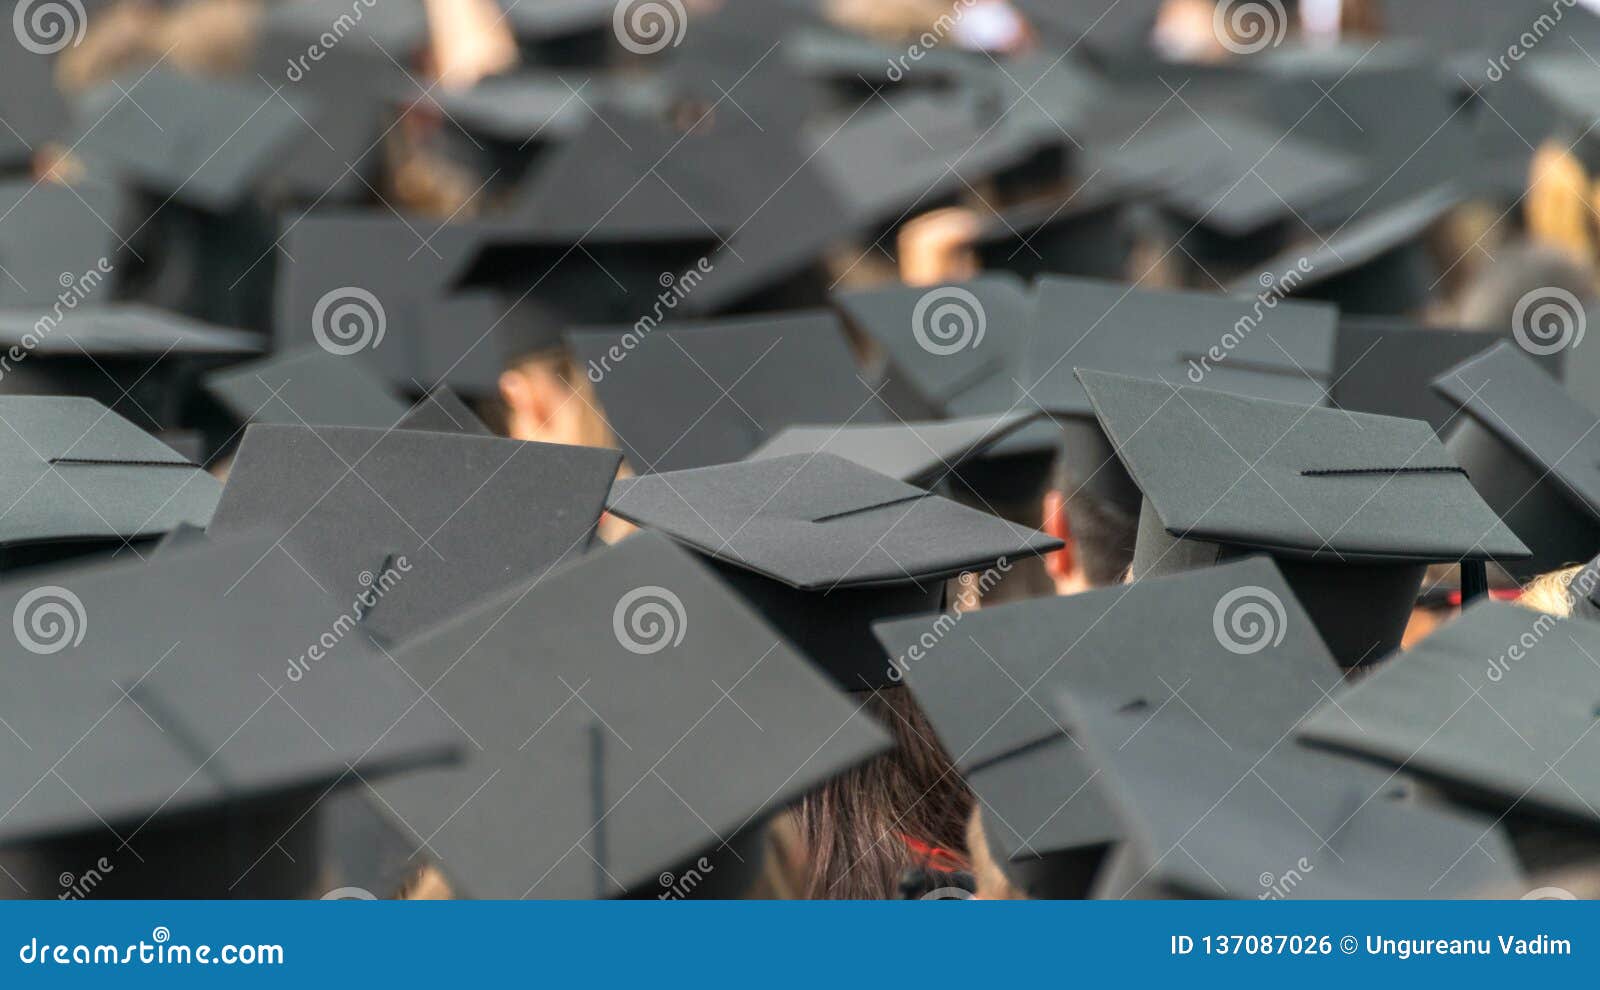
xmin=207 ymin=425 xmax=621 ymax=644
xmin=832 ymin=274 xmax=1031 ymax=422
xmin=202 ymin=347 xmax=409 ymax=433
xmin=1079 ymin=368 xmax=1528 ymax=667
xmin=972 ymin=180 xmax=1137 ymax=282
xmin=1233 ymin=185 xmax=1461 ymax=318
xmin=71 ymin=69 xmax=307 ymax=214
xmin=0 ymin=533 xmax=459 ymax=898
xmin=874 ymin=555 xmax=1377 ymax=896
xmin=394 ymin=387 xmax=491 ymax=436
xmin=608 ymin=454 xmax=1060 ymax=689
xmin=498 ymin=0 xmax=615 ymax=66
xmin=429 ymin=72 xmax=595 ymax=187
xmin=1009 ymin=0 xmax=1163 ymax=54
xmin=1026 ymin=275 xmax=1339 ymax=416
xmin=0 ymin=180 xmax=125 ymax=308
xmin=1432 ymin=341 xmax=1600 ymax=577
xmin=570 ymin=310 xmax=887 ymax=475
xmin=1331 ymin=319 xmax=1557 ymax=436
xmin=807 ymin=90 xmax=1058 ymax=229
xmin=1302 ymin=600 xmax=1600 ymax=845
xmin=0 ymin=304 xmax=263 ymax=436
xmin=371 ymin=532 xmax=891 ymax=898
xmin=0 ymin=396 xmax=220 ymax=571
xmin=1091 ymin=112 xmax=1364 ymax=270
xmin=745 ymin=411 xmax=1044 ymax=488
xmin=0 ymin=37 xmax=67 ymax=169
xmin=1060 ymin=696 xmax=1521 ymax=899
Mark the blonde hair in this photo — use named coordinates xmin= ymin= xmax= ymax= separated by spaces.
xmin=1519 ymin=565 xmax=1582 ymax=618
xmin=965 ymin=809 xmax=1026 ymax=899
xmin=1527 ymin=140 xmax=1599 ymax=266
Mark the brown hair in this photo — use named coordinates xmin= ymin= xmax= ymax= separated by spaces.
xmin=794 ymin=686 xmax=973 ymax=898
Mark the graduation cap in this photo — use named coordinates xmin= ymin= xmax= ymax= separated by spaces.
xmin=0 ymin=533 xmax=460 ymax=898
xmin=570 ymin=310 xmax=888 ymax=475
xmin=1058 ymin=695 xmax=1521 ymax=899
xmin=831 ymin=273 xmax=1032 ymax=422
xmin=394 ymin=387 xmax=491 ymax=436
xmin=806 ymin=90 xmax=1059 ymax=229
xmin=971 ymin=179 xmax=1137 ymax=282
xmin=873 ymin=555 xmax=1353 ymax=894
xmin=498 ymin=0 xmax=616 ymax=66
xmin=1331 ymin=319 xmax=1558 ymax=436
xmin=1432 ymin=341 xmax=1600 ymax=578
xmin=745 ymin=411 xmax=1044 ymax=489
xmin=1302 ymin=600 xmax=1600 ymax=846
xmin=370 ymin=532 xmax=891 ymax=898
xmin=1025 ymin=275 xmax=1339 ymax=416
xmin=273 ymin=215 xmax=511 ymax=397
xmin=0 ymin=304 xmax=263 ymax=436
xmin=1234 ymin=185 xmax=1462 ymax=318
xmin=0 ymin=396 xmax=220 ymax=572
xmin=71 ymin=69 xmax=308 ymax=214
xmin=0 ymin=180 xmax=125 ymax=309
xmin=207 ymin=424 xmax=621 ymax=644
xmin=428 ymin=72 xmax=596 ymax=187
xmin=608 ymin=453 xmax=1061 ymax=689
xmin=202 ymin=347 xmax=410 ymax=433
xmin=1078 ymin=368 xmax=1528 ymax=667
xmin=1090 ymin=112 xmax=1365 ymax=270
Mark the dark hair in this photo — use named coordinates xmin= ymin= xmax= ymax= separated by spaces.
xmin=794 ymin=686 xmax=972 ymax=899
xmin=1061 ymin=482 xmax=1139 ymax=587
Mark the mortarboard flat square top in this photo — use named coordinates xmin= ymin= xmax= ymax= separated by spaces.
xmin=373 ymin=532 xmax=891 ymax=899
xmin=203 ymin=348 xmax=409 ymax=431
xmin=0 ymin=396 xmax=220 ymax=550
xmin=1433 ymin=341 xmax=1600 ymax=520
xmin=0 ymin=305 xmax=261 ymax=358
xmin=1061 ymin=697 xmax=1521 ymax=900
xmin=0 ymin=532 xmax=458 ymax=866
xmin=394 ymin=387 xmax=492 ymax=436
xmin=832 ymin=274 xmax=1032 ymax=420
xmin=1079 ymin=368 xmax=1525 ymax=563
xmin=72 ymin=69 xmax=309 ymax=214
xmin=1025 ymin=276 xmax=1339 ymax=417
xmin=873 ymin=556 xmax=1342 ymax=774
xmin=207 ymin=425 xmax=622 ymax=645
xmin=1233 ymin=186 xmax=1461 ymax=316
xmin=1301 ymin=600 xmax=1600 ymax=828
xmin=608 ymin=453 xmax=1059 ymax=591
xmin=570 ymin=310 xmax=887 ymax=474
xmin=1093 ymin=112 xmax=1366 ymax=238
xmin=1432 ymin=341 xmax=1600 ymax=576
xmin=744 ymin=411 xmax=1044 ymax=488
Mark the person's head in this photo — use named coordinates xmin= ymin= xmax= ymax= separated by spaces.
xmin=966 ymin=808 xmax=1026 ymax=899
xmin=793 ymin=685 xmax=973 ymax=898
xmin=1042 ymin=466 xmax=1140 ymax=594
xmin=494 ymin=348 xmax=615 ymax=449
